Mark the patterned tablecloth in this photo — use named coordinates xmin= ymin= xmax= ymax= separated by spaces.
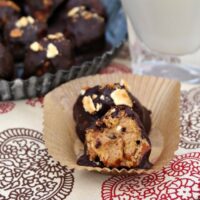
xmin=0 ymin=49 xmax=200 ymax=200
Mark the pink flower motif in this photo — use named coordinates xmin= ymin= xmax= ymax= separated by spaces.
xmin=102 ymin=153 xmax=200 ymax=200
xmin=119 ymin=184 xmax=133 ymax=193
xmin=167 ymin=178 xmax=199 ymax=200
xmin=164 ymin=158 xmax=191 ymax=177
xmin=26 ymin=97 xmax=44 ymax=107
xmin=0 ymin=167 xmax=13 ymax=189
xmin=0 ymin=102 xmax=15 ymax=114
xmin=99 ymin=63 xmax=131 ymax=74
xmin=9 ymin=188 xmax=33 ymax=200
xmin=113 ymin=193 xmax=141 ymax=200
xmin=159 ymin=194 xmax=170 ymax=200
xmin=141 ymin=172 xmax=165 ymax=187
xmin=143 ymin=188 xmax=156 ymax=198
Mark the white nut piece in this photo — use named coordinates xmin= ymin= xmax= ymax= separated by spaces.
xmin=110 ymin=108 xmax=116 ymax=113
xmin=95 ymin=103 xmax=102 ymax=112
xmin=120 ymin=79 xmax=130 ymax=90
xmin=93 ymin=13 xmax=105 ymax=22
xmin=15 ymin=16 xmax=35 ymax=28
xmin=30 ymin=42 xmax=43 ymax=52
xmin=80 ymin=89 xmax=86 ymax=96
xmin=46 ymin=43 xmax=59 ymax=59
xmin=47 ymin=32 xmax=64 ymax=40
xmin=16 ymin=16 xmax=28 ymax=28
xmin=82 ymin=96 xmax=96 ymax=114
xmin=110 ymin=89 xmax=133 ymax=107
xmin=67 ymin=6 xmax=85 ymax=17
xmin=27 ymin=16 xmax=35 ymax=24
xmin=92 ymin=94 xmax=98 ymax=99
xmin=82 ymin=96 xmax=102 ymax=114
xmin=100 ymin=95 xmax=105 ymax=100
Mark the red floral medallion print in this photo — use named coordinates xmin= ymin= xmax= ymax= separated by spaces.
xmin=166 ymin=178 xmax=199 ymax=200
xmin=26 ymin=97 xmax=44 ymax=107
xmin=0 ymin=102 xmax=15 ymax=114
xmin=99 ymin=63 xmax=132 ymax=74
xmin=101 ymin=152 xmax=200 ymax=200
xmin=180 ymin=91 xmax=194 ymax=114
xmin=180 ymin=88 xmax=200 ymax=149
xmin=187 ymin=87 xmax=200 ymax=105
xmin=0 ymin=128 xmax=74 ymax=200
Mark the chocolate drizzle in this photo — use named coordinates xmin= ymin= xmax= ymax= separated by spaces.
xmin=73 ymin=82 xmax=153 ymax=170
xmin=73 ymin=83 xmax=152 ymax=142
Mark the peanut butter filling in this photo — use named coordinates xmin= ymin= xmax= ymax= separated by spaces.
xmin=85 ymin=109 xmax=151 ymax=168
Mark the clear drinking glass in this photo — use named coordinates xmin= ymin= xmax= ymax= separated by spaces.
xmin=121 ymin=0 xmax=200 ymax=83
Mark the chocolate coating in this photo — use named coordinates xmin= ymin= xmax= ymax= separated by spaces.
xmin=0 ymin=43 xmax=14 ymax=80
xmin=12 ymin=0 xmax=24 ymax=10
xmin=78 ymin=105 xmax=152 ymax=169
xmin=24 ymin=0 xmax=64 ymax=22
xmin=66 ymin=0 xmax=106 ymax=18
xmin=74 ymin=42 xmax=111 ymax=65
xmin=0 ymin=1 xmax=20 ymax=29
xmin=24 ymin=33 xmax=74 ymax=77
xmin=4 ymin=16 xmax=47 ymax=61
xmin=73 ymin=83 xmax=152 ymax=142
xmin=64 ymin=6 xmax=106 ymax=52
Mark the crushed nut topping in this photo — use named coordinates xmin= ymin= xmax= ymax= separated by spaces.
xmin=82 ymin=96 xmax=102 ymax=114
xmin=110 ymin=89 xmax=133 ymax=107
xmin=82 ymin=11 xmax=93 ymax=19
xmin=120 ymin=79 xmax=130 ymax=90
xmin=92 ymin=94 xmax=98 ymax=99
xmin=27 ymin=16 xmax=35 ymax=24
xmin=80 ymin=89 xmax=86 ymax=96
xmin=30 ymin=41 xmax=43 ymax=52
xmin=46 ymin=43 xmax=59 ymax=58
xmin=47 ymin=32 xmax=64 ymax=40
xmin=67 ymin=6 xmax=85 ymax=17
xmin=110 ymin=108 xmax=116 ymax=113
xmin=96 ymin=103 xmax=102 ymax=112
xmin=82 ymin=10 xmax=104 ymax=21
xmin=100 ymin=95 xmax=105 ymax=100
xmin=15 ymin=16 xmax=35 ymax=28
xmin=93 ymin=13 xmax=105 ymax=22
xmin=67 ymin=6 xmax=104 ymax=22
xmin=82 ymin=96 xmax=96 ymax=114
xmin=10 ymin=28 xmax=23 ymax=38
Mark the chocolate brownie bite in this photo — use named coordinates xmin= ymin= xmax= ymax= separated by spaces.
xmin=24 ymin=32 xmax=74 ymax=78
xmin=74 ymin=43 xmax=111 ymax=65
xmin=24 ymin=0 xmax=64 ymax=22
xmin=65 ymin=6 xmax=106 ymax=52
xmin=4 ymin=16 xmax=47 ymax=61
xmin=66 ymin=0 xmax=106 ymax=18
xmin=78 ymin=106 xmax=152 ymax=169
xmin=0 ymin=43 xmax=14 ymax=80
xmin=73 ymin=81 xmax=151 ymax=142
xmin=0 ymin=1 xmax=20 ymax=30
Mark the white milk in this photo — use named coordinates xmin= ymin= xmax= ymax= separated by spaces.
xmin=122 ymin=0 xmax=200 ymax=55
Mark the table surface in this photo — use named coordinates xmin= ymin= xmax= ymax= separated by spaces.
xmin=0 ymin=46 xmax=200 ymax=200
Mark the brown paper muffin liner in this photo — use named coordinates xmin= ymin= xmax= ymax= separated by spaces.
xmin=43 ymin=73 xmax=181 ymax=175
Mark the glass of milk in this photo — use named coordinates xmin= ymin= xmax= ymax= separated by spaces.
xmin=121 ymin=0 xmax=200 ymax=83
